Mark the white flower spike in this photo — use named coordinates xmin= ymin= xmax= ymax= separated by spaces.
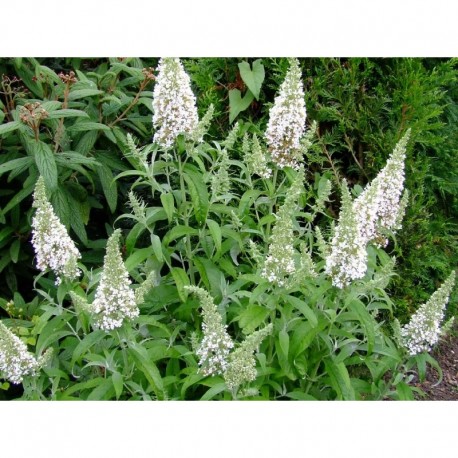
xmin=31 ymin=176 xmax=81 ymax=285
xmin=90 ymin=230 xmax=139 ymax=331
xmin=265 ymin=58 xmax=307 ymax=170
xmin=152 ymin=58 xmax=199 ymax=148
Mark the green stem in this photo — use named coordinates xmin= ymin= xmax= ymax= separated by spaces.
xmin=265 ymin=168 xmax=279 ymax=241
xmin=177 ymin=155 xmax=196 ymax=283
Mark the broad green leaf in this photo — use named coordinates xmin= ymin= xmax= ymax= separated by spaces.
xmin=163 ymin=225 xmax=198 ymax=246
xmin=206 ymin=219 xmax=222 ymax=254
xmin=67 ymin=121 xmax=111 ymax=133
xmin=51 ymin=186 xmax=71 ymax=228
xmin=62 ymin=377 xmax=106 ymax=397
xmin=181 ymin=374 xmax=204 ymax=399
xmin=69 ymin=203 xmax=88 ymax=245
xmin=238 ymin=304 xmax=269 ymax=334
xmin=0 ymin=157 xmax=34 ymax=176
xmin=125 ymin=223 xmax=145 ymax=253
xmin=75 ymin=130 xmax=98 ymax=155
xmin=182 ymin=169 xmax=209 ymax=225
xmin=396 ymin=382 xmax=414 ymax=400
xmin=238 ymin=59 xmax=265 ymax=100
xmin=97 ymin=164 xmax=117 ymax=213
xmin=9 ymin=240 xmax=20 ymax=263
xmin=285 ymin=295 xmax=318 ymax=327
xmin=289 ymin=319 xmax=327 ymax=358
xmin=125 ymin=247 xmax=154 ymax=272
xmin=68 ymin=89 xmax=104 ymax=101
xmin=36 ymin=65 xmax=62 ymax=85
xmin=46 ymin=109 xmax=90 ymax=119
xmin=160 ymin=192 xmax=175 ymax=223
xmin=171 ymin=267 xmax=190 ymax=302
xmin=229 ymin=89 xmax=254 ymax=123
xmin=415 ymin=352 xmax=427 ymax=382
xmin=35 ymin=315 xmax=73 ymax=355
xmin=346 ymin=298 xmax=376 ymax=355
xmin=334 ymin=341 xmax=360 ymax=364
xmin=145 ymin=207 xmax=168 ymax=225
xmin=33 ymin=141 xmax=58 ymax=191
xmin=134 ymin=316 xmax=172 ymax=338
xmin=111 ymin=372 xmax=124 ymax=400
xmin=194 ymin=257 xmax=225 ymax=299
xmin=150 ymin=233 xmax=164 ymax=263
xmin=40 ymin=101 xmax=61 ymax=112
xmin=201 ymin=382 xmax=227 ymax=400
xmin=71 ymin=330 xmax=106 ymax=366
xmin=278 ymin=329 xmax=289 ymax=358
xmin=324 ymin=358 xmax=355 ymax=400
xmin=56 ymin=152 xmax=99 ymax=168
xmin=0 ymin=227 xmax=13 ymax=245
xmin=87 ymin=378 xmax=115 ymax=400
xmin=0 ymin=121 xmax=21 ymax=137
xmin=285 ymin=392 xmax=317 ymax=400
xmin=1 ymin=182 xmax=35 ymax=215
xmin=128 ymin=343 xmax=165 ymax=399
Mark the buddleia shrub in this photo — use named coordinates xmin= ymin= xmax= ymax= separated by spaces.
xmin=0 ymin=57 xmax=456 ymax=401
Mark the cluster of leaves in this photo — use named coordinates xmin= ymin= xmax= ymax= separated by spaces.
xmin=0 ymin=57 xmax=158 ymax=297
xmin=0 ymin=58 xmax=456 ymax=400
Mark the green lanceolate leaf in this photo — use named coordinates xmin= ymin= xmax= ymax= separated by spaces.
xmin=33 ymin=141 xmax=58 ymax=191
xmin=111 ymin=372 xmax=124 ymax=400
xmin=1 ymin=182 xmax=35 ymax=215
xmin=128 ymin=342 xmax=165 ymax=400
xmin=68 ymin=89 xmax=104 ymax=101
xmin=0 ymin=121 xmax=21 ymax=137
xmin=396 ymin=381 xmax=414 ymax=400
xmin=346 ymin=297 xmax=376 ymax=355
xmin=284 ymin=295 xmax=318 ymax=327
xmin=71 ymin=330 xmax=106 ymax=367
xmin=238 ymin=59 xmax=265 ymax=100
xmin=125 ymin=247 xmax=155 ymax=273
xmin=9 ymin=240 xmax=20 ymax=263
xmin=160 ymin=192 xmax=175 ymax=223
xmin=324 ymin=358 xmax=356 ymax=400
xmin=206 ymin=219 xmax=222 ymax=254
xmin=150 ymin=233 xmax=164 ymax=263
xmin=46 ymin=109 xmax=90 ymax=119
xmin=97 ymin=164 xmax=118 ymax=213
xmin=67 ymin=121 xmax=111 ymax=133
xmin=238 ymin=304 xmax=270 ymax=334
xmin=171 ymin=267 xmax=190 ymax=302
xmin=182 ymin=169 xmax=209 ymax=225
xmin=0 ymin=157 xmax=34 ymax=176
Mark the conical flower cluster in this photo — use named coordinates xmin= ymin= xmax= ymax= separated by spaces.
xmin=353 ymin=130 xmax=410 ymax=247
xmin=90 ymin=230 xmax=139 ymax=331
xmin=210 ymin=123 xmax=239 ymax=199
xmin=242 ymin=133 xmax=272 ymax=179
xmin=325 ymin=180 xmax=368 ymax=288
xmin=152 ymin=57 xmax=199 ymax=148
xmin=261 ymin=166 xmax=305 ymax=287
xmin=400 ymin=271 xmax=455 ymax=355
xmin=31 ymin=177 xmax=81 ymax=285
xmin=265 ymin=58 xmax=307 ymax=169
xmin=224 ymin=324 xmax=273 ymax=391
xmin=0 ymin=321 xmax=39 ymax=384
xmin=185 ymin=286 xmax=234 ymax=376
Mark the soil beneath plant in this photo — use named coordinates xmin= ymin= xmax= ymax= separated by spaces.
xmin=413 ymin=330 xmax=458 ymax=401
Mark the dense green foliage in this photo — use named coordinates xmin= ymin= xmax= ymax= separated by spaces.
xmin=0 ymin=57 xmax=456 ymax=400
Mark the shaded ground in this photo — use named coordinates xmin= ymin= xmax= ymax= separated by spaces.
xmin=414 ymin=330 xmax=458 ymax=400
